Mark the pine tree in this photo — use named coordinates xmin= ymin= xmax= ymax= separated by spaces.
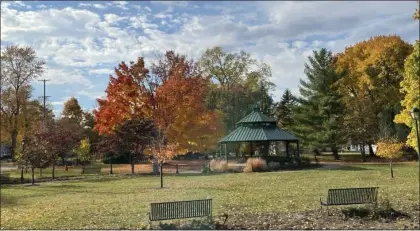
xmin=292 ymin=48 xmax=346 ymax=160
xmin=272 ymin=89 xmax=296 ymax=130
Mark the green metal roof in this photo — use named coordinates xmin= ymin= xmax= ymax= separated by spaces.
xmin=218 ymin=126 xmax=299 ymax=143
xmin=218 ymin=104 xmax=299 ymax=143
xmin=236 ymin=110 xmax=277 ymax=124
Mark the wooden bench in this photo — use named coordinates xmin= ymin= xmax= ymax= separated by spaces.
xmin=81 ymin=166 xmax=102 ymax=175
xmin=148 ymin=199 xmax=213 ymax=224
xmin=320 ymin=187 xmax=378 ymax=214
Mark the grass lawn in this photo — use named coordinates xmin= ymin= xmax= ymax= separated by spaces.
xmin=1 ymin=163 xmax=418 ymax=229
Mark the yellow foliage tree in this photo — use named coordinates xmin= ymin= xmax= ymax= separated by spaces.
xmin=376 ymin=138 xmax=404 ymax=178
xmin=336 ymin=35 xmax=413 ymax=158
xmin=394 ymin=41 xmax=420 ymax=153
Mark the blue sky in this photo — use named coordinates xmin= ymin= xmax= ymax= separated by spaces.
xmin=1 ymin=1 xmax=419 ymax=116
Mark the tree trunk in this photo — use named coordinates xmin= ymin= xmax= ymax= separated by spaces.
xmin=20 ymin=167 xmax=24 ymax=183
xmin=331 ymin=146 xmax=340 ymax=160
xmin=360 ymin=144 xmax=367 ymax=162
xmin=130 ymin=154 xmax=135 ymax=175
xmin=31 ymin=167 xmax=35 ymax=185
xmin=110 ymin=162 xmax=113 ymax=175
xmin=390 ymin=160 xmax=394 ymax=178
xmin=160 ymin=163 xmax=163 ymax=188
xmin=25 ymin=166 xmax=28 ymax=173
xmin=313 ymin=149 xmax=321 ymax=156
xmin=52 ymin=162 xmax=55 ymax=179
xmin=368 ymin=144 xmax=375 ymax=157
xmin=11 ymin=129 xmax=18 ymax=161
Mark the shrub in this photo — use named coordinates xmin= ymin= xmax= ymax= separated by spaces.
xmin=243 ymin=158 xmax=268 ymax=173
xmin=209 ymin=160 xmax=228 ymax=172
xmin=268 ymin=162 xmax=281 ymax=171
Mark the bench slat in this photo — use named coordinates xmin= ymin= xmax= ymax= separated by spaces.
xmin=150 ymin=199 xmax=212 ymax=221
xmin=325 ymin=187 xmax=377 ymax=206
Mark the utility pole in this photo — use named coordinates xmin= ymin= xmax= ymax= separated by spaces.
xmin=38 ymin=79 xmax=50 ymax=177
xmin=38 ymin=79 xmax=50 ymax=122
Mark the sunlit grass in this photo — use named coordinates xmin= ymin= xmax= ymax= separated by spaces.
xmin=1 ymin=164 xmax=418 ymax=229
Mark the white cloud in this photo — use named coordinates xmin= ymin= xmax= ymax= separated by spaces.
xmin=13 ymin=1 xmax=25 ymax=7
xmin=75 ymin=90 xmax=105 ymax=100
xmin=114 ymin=1 xmax=129 ymax=10
xmin=1 ymin=1 xmax=417 ymax=107
xmin=42 ymin=68 xmax=92 ymax=86
xmin=36 ymin=5 xmax=47 ymax=9
xmin=89 ymin=68 xmax=113 ymax=75
xmin=78 ymin=3 xmax=107 ymax=9
xmin=51 ymin=101 xmax=64 ymax=106
xmin=93 ymin=4 xmax=106 ymax=9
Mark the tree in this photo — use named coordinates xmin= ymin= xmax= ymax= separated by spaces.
xmin=414 ymin=2 xmax=420 ymax=20
xmin=376 ymin=138 xmax=404 ymax=178
xmin=94 ymin=59 xmax=149 ymax=135
xmin=48 ymin=118 xmax=83 ymax=176
xmin=293 ymin=48 xmax=346 ymax=160
xmin=272 ymin=89 xmax=297 ymax=130
xmin=394 ymin=41 xmax=420 ymax=152
xmin=114 ymin=117 xmax=157 ymax=175
xmin=148 ymin=131 xmax=178 ymax=188
xmin=336 ymin=36 xmax=413 ymax=159
xmin=81 ymin=110 xmax=100 ymax=158
xmin=1 ymin=86 xmax=54 ymax=144
xmin=62 ymin=97 xmax=83 ymax=124
xmin=0 ymin=45 xmax=45 ymax=160
xmin=97 ymin=133 xmax=122 ymax=174
xmin=199 ymin=46 xmax=275 ymax=133
xmin=94 ymin=52 xmax=224 ymax=153
xmin=20 ymin=124 xmax=51 ymax=185
xmin=74 ymin=137 xmax=91 ymax=165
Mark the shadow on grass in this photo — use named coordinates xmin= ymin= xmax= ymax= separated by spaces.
xmin=0 ymin=194 xmax=18 ymax=207
xmin=328 ymin=166 xmax=370 ymax=171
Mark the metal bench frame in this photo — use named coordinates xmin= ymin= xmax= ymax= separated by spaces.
xmin=148 ymin=199 xmax=212 ymax=224
xmin=320 ymin=187 xmax=378 ymax=215
xmin=81 ymin=166 xmax=102 ymax=175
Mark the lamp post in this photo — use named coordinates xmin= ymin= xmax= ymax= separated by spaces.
xmin=410 ymin=107 xmax=420 ymax=161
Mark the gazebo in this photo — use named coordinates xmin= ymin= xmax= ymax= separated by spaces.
xmin=218 ymin=104 xmax=300 ymax=161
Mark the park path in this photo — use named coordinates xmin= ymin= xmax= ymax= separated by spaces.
xmin=0 ymin=165 xmax=17 ymax=172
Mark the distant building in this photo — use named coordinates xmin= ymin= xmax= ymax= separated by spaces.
xmin=0 ymin=143 xmax=11 ymax=158
xmin=347 ymin=143 xmax=377 ymax=154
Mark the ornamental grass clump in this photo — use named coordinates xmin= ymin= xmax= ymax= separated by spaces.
xmin=243 ymin=158 xmax=268 ymax=173
xmin=209 ymin=159 xmax=228 ymax=172
xmin=376 ymin=138 xmax=404 ymax=178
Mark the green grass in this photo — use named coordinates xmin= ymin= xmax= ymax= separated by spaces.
xmin=1 ymin=164 xmax=418 ymax=229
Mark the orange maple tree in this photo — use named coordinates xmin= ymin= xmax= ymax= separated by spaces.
xmin=94 ymin=51 xmax=224 ymax=153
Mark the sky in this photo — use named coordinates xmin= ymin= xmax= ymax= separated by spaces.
xmin=1 ymin=1 xmax=419 ymax=116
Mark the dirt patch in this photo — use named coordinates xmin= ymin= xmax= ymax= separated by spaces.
xmin=215 ymin=205 xmax=419 ymax=230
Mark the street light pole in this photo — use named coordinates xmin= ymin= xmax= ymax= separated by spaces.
xmin=410 ymin=107 xmax=420 ymax=221
xmin=410 ymin=107 xmax=420 ymax=161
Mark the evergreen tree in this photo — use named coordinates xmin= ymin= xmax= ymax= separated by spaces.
xmin=272 ymin=89 xmax=296 ymax=130
xmin=292 ymin=48 xmax=346 ymax=160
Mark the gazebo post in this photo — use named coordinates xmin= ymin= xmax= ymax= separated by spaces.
xmin=225 ymin=143 xmax=228 ymax=164
xmin=285 ymin=141 xmax=289 ymax=158
xmin=249 ymin=141 xmax=253 ymax=157
xmin=296 ymin=140 xmax=300 ymax=158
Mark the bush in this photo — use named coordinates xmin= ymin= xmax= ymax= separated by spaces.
xmin=209 ymin=160 xmax=228 ymax=172
xmin=243 ymin=158 xmax=268 ymax=173
xmin=268 ymin=162 xmax=281 ymax=171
